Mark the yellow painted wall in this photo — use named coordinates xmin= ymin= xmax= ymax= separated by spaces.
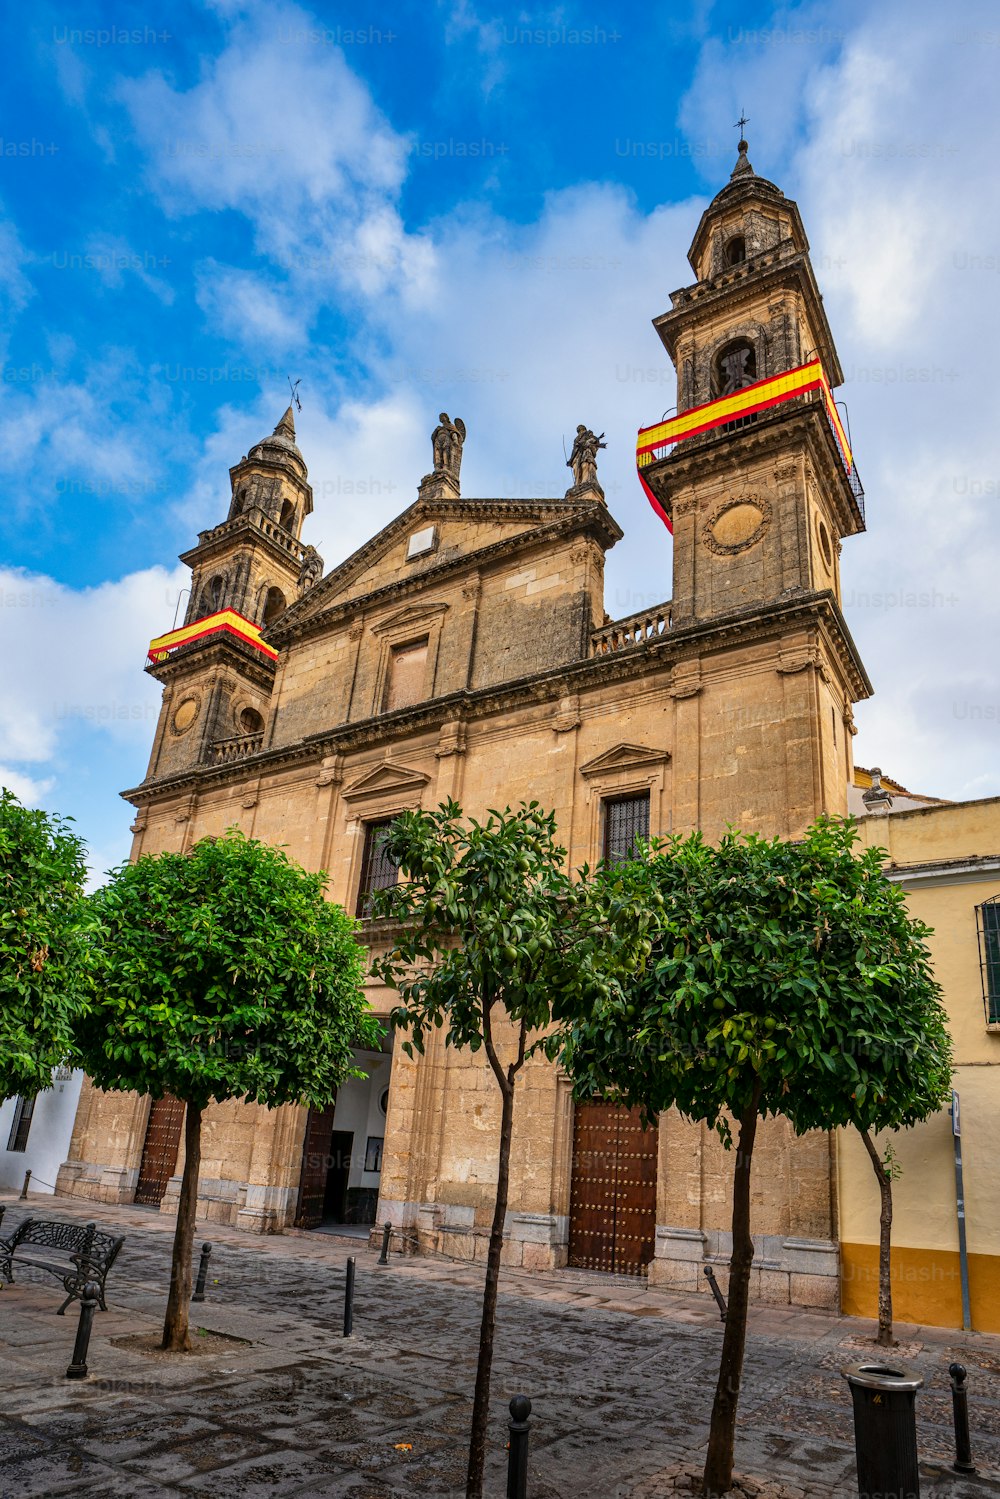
xmin=839 ymin=798 xmax=1000 ymax=1328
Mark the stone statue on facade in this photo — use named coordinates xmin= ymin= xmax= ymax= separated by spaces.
xmin=297 ymin=544 xmax=323 ymax=593
xmin=431 ymin=413 xmax=466 ymax=480
xmin=567 ymin=425 xmax=606 ymax=490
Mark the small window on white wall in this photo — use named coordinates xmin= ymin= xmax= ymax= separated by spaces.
xmin=365 ymin=1135 xmax=384 ymax=1173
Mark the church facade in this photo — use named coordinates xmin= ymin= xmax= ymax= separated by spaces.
xmin=59 ymin=144 xmax=874 ymax=1310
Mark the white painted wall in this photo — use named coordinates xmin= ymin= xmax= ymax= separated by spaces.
xmin=332 ymin=1049 xmax=391 ymax=1192
xmin=0 ymin=1070 xmax=84 ymax=1194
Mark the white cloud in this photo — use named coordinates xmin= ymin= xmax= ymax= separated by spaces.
xmin=81 ymin=233 xmax=175 ymax=305
xmin=0 ymin=766 xmax=55 ymax=806
xmin=0 ymin=564 xmax=187 ymax=783
xmin=195 ymin=262 xmax=308 ymax=348
xmin=118 ymin=3 xmax=432 ymax=309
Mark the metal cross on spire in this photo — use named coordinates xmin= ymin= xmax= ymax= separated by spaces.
xmin=287 ymin=376 xmax=302 ymax=413
xmin=735 ymin=111 xmax=750 ymax=141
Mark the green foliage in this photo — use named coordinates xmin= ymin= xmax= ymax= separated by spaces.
xmin=552 ymin=816 xmax=953 ymax=1142
xmin=369 ymin=800 xmax=649 ymax=1063
xmin=79 ymin=830 xmax=380 ymax=1110
xmin=0 ymin=787 xmax=94 ymax=1099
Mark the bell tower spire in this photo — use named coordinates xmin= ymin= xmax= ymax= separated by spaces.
xmin=141 ymin=407 xmax=325 ymax=782
xmin=633 ymin=145 xmax=872 ymax=826
xmin=638 ymin=146 xmax=862 ymax=626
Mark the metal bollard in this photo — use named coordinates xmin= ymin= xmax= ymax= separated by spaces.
xmin=843 ymin=1361 xmax=923 ymax=1499
xmin=704 ymin=1264 xmax=728 ymax=1322
xmin=344 ymin=1256 xmax=356 ymax=1337
xmin=949 ymin=1362 xmax=977 ymax=1475
xmin=66 ymin=1281 xmax=101 ymax=1379
xmin=19 ymin=1169 xmax=31 ymax=1200
xmin=192 ymin=1242 xmax=213 ymax=1303
xmin=507 ymin=1394 xmax=531 ymax=1499
xmin=377 ymin=1222 xmax=392 ymax=1266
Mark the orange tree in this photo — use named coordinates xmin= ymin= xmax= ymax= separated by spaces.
xmin=1 ymin=788 xmax=93 ymax=1101
xmin=78 ymin=830 xmax=379 ymax=1351
xmin=369 ymin=799 xmax=648 ymax=1499
xmin=548 ymin=817 xmax=952 ymax=1499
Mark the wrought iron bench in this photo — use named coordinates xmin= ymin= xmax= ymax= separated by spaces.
xmin=0 ymin=1217 xmax=125 ymax=1314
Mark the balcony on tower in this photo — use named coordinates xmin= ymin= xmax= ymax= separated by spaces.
xmin=636 ymin=359 xmax=865 ymax=536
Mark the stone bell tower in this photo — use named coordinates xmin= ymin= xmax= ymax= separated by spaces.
xmin=140 ymin=407 xmax=324 ymax=786
xmin=639 ymin=136 xmax=864 ymax=629
xmin=635 ymin=138 xmax=871 ymax=837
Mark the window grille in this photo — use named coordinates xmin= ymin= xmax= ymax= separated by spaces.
xmin=357 ymin=819 xmax=400 ymax=916
xmin=603 ymin=793 xmax=650 ymax=866
xmin=7 ymin=1095 xmax=35 ymax=1153
xmin=977 ymin=896 xmax=1000 ymax=1024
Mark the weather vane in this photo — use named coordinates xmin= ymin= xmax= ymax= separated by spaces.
xmin=287 ymin=376 xmax=302 ymax=413
xmin=735 ymin=111 xmax=750 ymax=140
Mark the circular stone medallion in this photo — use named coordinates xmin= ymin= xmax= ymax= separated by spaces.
xmin=173 ymin=697 xmax=199 ymax=733
xmin=703 ymin=495 xmax=772 ymax=556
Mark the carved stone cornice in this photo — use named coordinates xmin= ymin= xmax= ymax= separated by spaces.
xmin=122 ymin=591 xmax=871 ymax=808
xmin=435 ymin=719 xmax=466 ymax=758
xmin=145 ymin=633 xmax=277 ymax=692
xmin=316 ymin=754 xmax=343 ymax=787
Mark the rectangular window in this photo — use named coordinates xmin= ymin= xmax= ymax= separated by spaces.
xmin=977 ymin=898 xmax=1000 ymax=1023
xmin=603 ymin=792 xmax=650 ymax=865
xmin=7 ymin=1095 xmax=35 ymax=1153
xmin=385 ymin=637 xmax=429 ymax=712
xmin=357 ymin=819 xmax=399 ymax=917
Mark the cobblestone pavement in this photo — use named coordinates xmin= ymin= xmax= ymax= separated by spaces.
xmin=2 ymin=1193 xmax=1000 ymax=1498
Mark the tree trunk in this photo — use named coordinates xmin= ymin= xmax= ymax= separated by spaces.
xmin=702 ymin=1086 xmax=762 ymax=1498
xmin=465 ymin=1078 xmax=515 ymax=1498
xmin=161 ymin=1100 xmax=202 ymax=1351
xmin=860 ymin=1128 xmax=894 ymax=1348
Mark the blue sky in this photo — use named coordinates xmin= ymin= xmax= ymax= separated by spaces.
xmin=2 ymin=0 xmax=998 ymax=880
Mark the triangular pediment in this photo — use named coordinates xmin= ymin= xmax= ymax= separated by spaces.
xmin=372 ymin=601 xmax=449 ymax=637
xmin=341 ymin=759 xmax=431 ymax=802
xmin=579 ymin=742 xmax=671 ymax=778
xmin=267 ymin=494 xmax=621 ymax=644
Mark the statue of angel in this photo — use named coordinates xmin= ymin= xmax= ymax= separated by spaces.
xmin=431 ymin=413 xmax=466 ymax=479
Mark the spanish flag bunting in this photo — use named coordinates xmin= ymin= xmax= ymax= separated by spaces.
xmin=147 ymin=609 xmax=279 ymax=665
xmin=636 ymin=359 xmax=853 ymax=532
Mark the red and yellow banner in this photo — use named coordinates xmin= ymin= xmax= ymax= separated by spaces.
xmin=636 ymin=359 xmax=853 ymax=532
xmin=147 ymin=609 xmax=279 ymax=665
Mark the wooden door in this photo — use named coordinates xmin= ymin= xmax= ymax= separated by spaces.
xmin=295 ymin=1103 xmax=337 ymax=1228
xmin=134 ymin=1095 xmax=186 ymax=1205
xmin=568 ymin=1101 xmax=657 ymax=1275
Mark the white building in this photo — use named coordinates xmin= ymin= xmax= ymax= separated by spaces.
xmin=0 ymin=1070 xmax=85 ymax=1196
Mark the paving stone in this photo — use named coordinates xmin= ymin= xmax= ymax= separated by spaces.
xmin=2 ymin=1194 xmax=1000 ymax=1498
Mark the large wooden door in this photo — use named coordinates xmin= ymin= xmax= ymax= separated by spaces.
xmin=568 ymin=1101 xmax=657 ymax=1275
xmin=295 ymin=1103 xmax=337 ymax=1228
xmin=134 ymin=1095 xmax=185 ymax=1206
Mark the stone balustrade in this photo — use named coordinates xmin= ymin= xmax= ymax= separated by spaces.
xmin=210 ymin=732 xmax=264 ymax=763
xmin=590 ymin=603 xmax=672 ymax=656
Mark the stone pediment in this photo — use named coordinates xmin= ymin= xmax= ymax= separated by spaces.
xmin=371 ymin=601 xmax=449 ymax=637
xmin=268 ymin=495 xmax=622 ymax=644
xmin=341 ymin=759 xmax=431 ymax=803
xmin=579 ymin=743 xmax=671 ymax=778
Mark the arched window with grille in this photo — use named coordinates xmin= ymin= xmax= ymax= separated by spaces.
xmin=977 ymin=895 xmax=1000 ymax=1023
xmin=714 ymin=339 xmax=758 ymax=397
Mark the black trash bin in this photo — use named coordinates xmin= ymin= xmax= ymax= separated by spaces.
xmin=842 ymin=1361 xmax=923 ymax=1499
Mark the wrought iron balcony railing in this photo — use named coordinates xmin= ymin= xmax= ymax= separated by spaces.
xmin=636 ymin=359 xmax=864 ymax=527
